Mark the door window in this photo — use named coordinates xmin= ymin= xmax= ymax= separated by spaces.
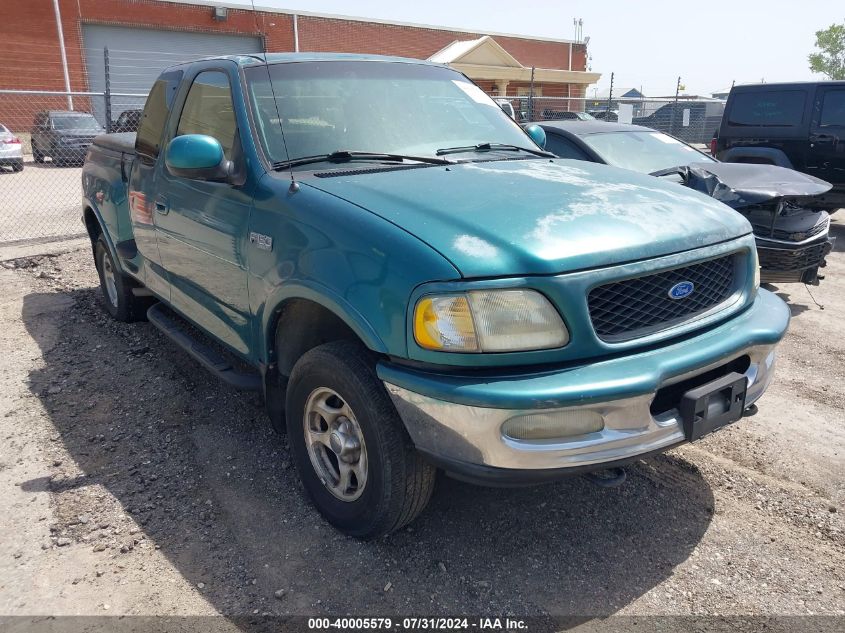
xmin=819 ymin=89 xmax=845 ymax=128
xmin=545 ymin=134 xmax=590 ymax=160
xmin=176 ymin=71 xmax=237 ymax=159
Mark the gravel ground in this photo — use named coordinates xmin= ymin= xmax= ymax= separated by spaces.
xmin=0 ymin=219 xmax=843 ymax=630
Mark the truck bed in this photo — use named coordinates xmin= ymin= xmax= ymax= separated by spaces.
xmin=92 ymin=132 xmax=136 ymax=154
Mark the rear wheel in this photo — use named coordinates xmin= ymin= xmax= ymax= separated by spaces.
xmin=285 ymin=341 xmax=435 ymax=538
xmin=94 ymin=235 xmax=149 ymax=322
xmin=11 ymin=161 xmax=23 ymax=172
xmin=32 ymin=146 xmax=44 ymax=163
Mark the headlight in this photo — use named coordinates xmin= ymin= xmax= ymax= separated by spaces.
xmin=413 ymin=289 xmax=569 ymax=352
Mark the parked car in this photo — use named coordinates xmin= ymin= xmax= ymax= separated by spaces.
xmin=111 ymin=109 xmax=143 ymax=133
xmin=0 ymin=123 xmax=23 ymax=172
xmin=82 ymin=54 xmax=788 ymax=538
xmin=535 ymin=121 xmax=835 ymax=285
xmin=715 ymin=81 xmax=845 ymax=211
xmin=31 ymin=111 xmax=104 ymax=166
xmin=493 ymin=98 xmax=516 ymax=120
xmin=590 ymin=109 xmax=619 ymax=122
xmin=541 ymin=109 xmax=595 ymax=121
xmin=633 ymin=100 xmax=725 ymax=144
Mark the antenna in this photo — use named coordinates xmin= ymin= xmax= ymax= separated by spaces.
xmin=250 ymin=0 xmax=298 ymax=190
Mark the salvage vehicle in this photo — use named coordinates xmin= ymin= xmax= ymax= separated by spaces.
xmin=0 ymin=123 xmax=24 ymax=172
xmin=111 ymin=109 xmax=143 ymax=133
xmin=535 ymin=121 xmax=835 ymax=284
xmin=82 ymin=54 xmax=789 ymax=538
xmin=714 ymin=81 xmax=845 ymax=211
xmin=31 ymin=110 xmax=104 ymax=166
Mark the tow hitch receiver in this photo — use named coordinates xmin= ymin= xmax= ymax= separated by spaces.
xmin=680 ymin=371 xmax=747 ymax=442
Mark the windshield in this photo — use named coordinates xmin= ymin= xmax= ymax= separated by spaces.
xmin=244 ymin=61 xmax=536 ymax=165
xmin=580 ymin=131 xmax=715 ymax=174
xmin=52 ymin=115 xmax=103 ymax=131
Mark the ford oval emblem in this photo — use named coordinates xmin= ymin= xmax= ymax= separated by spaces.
xmin=668 ymin=281 xmax=695 ymax=300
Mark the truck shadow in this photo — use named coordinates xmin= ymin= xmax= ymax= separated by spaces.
xmin=20 ymin=286 xmax=714 ymax=622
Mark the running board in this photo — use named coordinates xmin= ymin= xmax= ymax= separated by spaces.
xmin=146 ymin=303 xmax=261 ymax=392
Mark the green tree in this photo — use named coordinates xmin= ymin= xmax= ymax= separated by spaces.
xmin=809 ymin=23 xmax=845 ymax=80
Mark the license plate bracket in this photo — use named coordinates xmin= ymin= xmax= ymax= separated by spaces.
xmin=680 ymin=371 xmax=748 ymax=442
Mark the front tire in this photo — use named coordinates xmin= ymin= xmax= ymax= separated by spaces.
xmin=94 ymin=235 xmax=149 ymax=322
xmin=286 ymin=341 xmax=435 ymax=538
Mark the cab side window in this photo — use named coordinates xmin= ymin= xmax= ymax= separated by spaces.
xmin=176 ymin=71 xmax=238 ymax=160
xmin=136 ymin=70 xmax=183 ymax=160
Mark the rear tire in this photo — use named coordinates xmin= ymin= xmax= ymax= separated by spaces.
xmin=94 ymin=235 xmax=150 ymax=322
xmin=32 ymin=147 xmax=44 ymax=163
xmin=11 ymin=161 xmax=23 ymax=172
xmin=285 ymin=340 xmax=435 ymax=538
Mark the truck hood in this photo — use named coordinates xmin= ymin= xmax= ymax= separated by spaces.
xmin=301 ymin=159 xmax=751 ymax=278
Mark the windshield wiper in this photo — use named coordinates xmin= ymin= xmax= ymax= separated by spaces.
xmin=271 ymin=150 xmax=453 ymax=170
xmin=435 ymin=142 xmax=555 ymax=158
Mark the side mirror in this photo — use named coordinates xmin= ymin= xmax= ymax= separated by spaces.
xmin=165 ymin=134 xmax=233 ymax=182
xmin=524 ymin=124 xmax=546 ymax=149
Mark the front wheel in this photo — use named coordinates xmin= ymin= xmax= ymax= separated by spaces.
xmin=285 ymin=341 xmax=436 ymax=538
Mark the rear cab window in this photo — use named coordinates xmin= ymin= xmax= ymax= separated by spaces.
xmin=727 ymin=90 xmax=806 ymax=127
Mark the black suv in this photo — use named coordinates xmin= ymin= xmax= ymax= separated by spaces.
xmin=715 ymin=82 xmax=845 ymax=210
xmin=31 ymin=111 xmax=104 ymax=166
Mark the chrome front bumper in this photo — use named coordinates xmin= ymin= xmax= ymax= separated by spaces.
xmin=385 ymin=345 xmax=777 ymax=476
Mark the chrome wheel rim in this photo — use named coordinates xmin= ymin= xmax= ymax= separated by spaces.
xmin=102 ymin=256 xmax=118 ymax=307
xmin=303 ymin=387 xmax=368 ymax=502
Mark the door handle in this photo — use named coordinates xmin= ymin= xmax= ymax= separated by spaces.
xmin=809 ymin=133 xmax=836 ymax=144
xmin=154 ymin=196 xmax=169 ymax=215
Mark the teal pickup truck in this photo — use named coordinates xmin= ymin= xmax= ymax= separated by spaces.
xmin=82 ymin=53 xmax=790 ymax=538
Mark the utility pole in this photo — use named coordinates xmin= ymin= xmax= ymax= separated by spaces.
xmin=52 ymin=0 xmax=73 ymax=110
xmin=671 ymin=75 xmax=681 ymax=134
xmin=529 ymin=66 xmax=535 ymax=121
xmin=606 ymin=72 xmax=614 ymax=116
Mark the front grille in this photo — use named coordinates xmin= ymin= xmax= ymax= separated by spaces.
xmin=588 ymin=254 xmax=738 ymax=341
xmin=758 ymin=241 xmax=832 ymax=273
xmin=751 ymin=219 xmax=828 ymax=242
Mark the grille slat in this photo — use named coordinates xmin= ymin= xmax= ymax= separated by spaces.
xmin=588 ymin=254 xmax=738 ymax=341
xmin=751 ymin=220 xmax=828 ymax=242
xmin=758 ymin=242 xmax=831 ymax=273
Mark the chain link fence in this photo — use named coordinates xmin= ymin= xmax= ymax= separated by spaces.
xmin=491 ymin=94 xmax=724 ymax=147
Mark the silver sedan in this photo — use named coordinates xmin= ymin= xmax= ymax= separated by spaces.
xmin=0 ymin=124 xmax=23 ymax=172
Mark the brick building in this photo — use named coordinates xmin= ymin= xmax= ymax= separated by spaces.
xmin=1 ymin=0 xmax=600 ymax=127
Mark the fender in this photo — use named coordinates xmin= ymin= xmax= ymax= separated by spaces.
xmin=718 ymin=147 xmax=794 ymax=169
xmin=257 ymin=279 xmax=389 ymax=366
xmin=82 ymin=197 xmax=123 ymax=274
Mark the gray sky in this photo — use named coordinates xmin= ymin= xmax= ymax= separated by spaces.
xmin=219 ymin=0 xmax=841 ymax=97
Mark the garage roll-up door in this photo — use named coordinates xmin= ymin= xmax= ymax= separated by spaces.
xmin=82 ymin=25 xmax=262 ymax=125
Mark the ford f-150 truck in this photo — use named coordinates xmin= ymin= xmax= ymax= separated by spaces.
xmin=82 ymin=53 xmax=790 ymax=538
